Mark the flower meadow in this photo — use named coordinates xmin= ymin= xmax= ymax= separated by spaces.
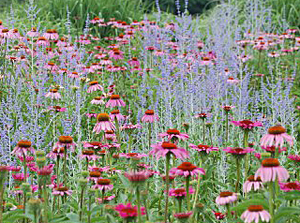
xmin=1 ymin=0 xmax=300 ymax=222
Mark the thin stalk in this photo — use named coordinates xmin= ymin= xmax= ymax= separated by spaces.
xmin=63 ymin=146 xmax=67 ymax=186
xmin=202 ymin=119 xmax=205 ymax=143
xmin=208 ymin=126 xmax=213 ymax=146
xmin=164 ymin=154 xmax=171 ymax=223
xmin=235 ymin=158 xmax=241 ymax=193
xmin=79 ymin=187 xmax=85 ymax=221
xmin=23 ymin=153 xmax=27 ymax=182
xmin=88 ymin=195 xmax=92 ymax=223
xmin=225 ymin=112 xmax=229 ymax=145
xmin=243 ymin=130 xmax=249 ymax=179
xmin=269 ymin=182 xmax=275 ymax=223
xmin=148 ymin=123 xmax=152 ymax=150
xmin=136 ymin=187 xmax=142 ymax=223
xmin=178 ymin=199 xmax=182 ymax=213
xmin=43 ymin=184 xmax=48 ymax=223
xmin=186 ymin=176 xmax=191 ymax=211
xmin=0 ymin=184 xmax=4 ymax=223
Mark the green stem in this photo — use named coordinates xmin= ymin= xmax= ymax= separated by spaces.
xmin=79 ymin=187 xmax=85 ymax=221
xmin=269 ymin=182 xmax=275 ymax=223
xmin=56 ymin=157 xmax=60 ymax=185
xmin=115 ymin=118 xmax=121 ymax=144
xmin=136 ymin=187 xmax=142 ymax=223
xmin=128 ymin=132 xmax=133 ymax=153
xmin=0 ymin=185 xmax=4 ymax=223
xmin=243 ymin=130 xmax=249 ymax=179
xmin=23 ymin=153 xmax=27 ymax=182
xmin=225 ymin=112 xmax=229 ymax=146
xmin=186 ymin=176 xmax=191 ymax=211
xmin=88 ymin=195 xmax=91 ymax=223
xmin=178 ymin=199 xmax=182 ymax=213
xmin=164 ymin=154 xmax=171 ymax=223
xmin=148 ymin=123 xmax=152 ymax=150
xmin=202 ymin=119 xmax=205 ymax=144
xmin=63 ymin=146 xmax=67 ymax=186
xmin=208 ymin=126 xmax=213 ymax=146
xmin=235 ymin=158 xmax=241 ymax=193
xmin=43 ymin=184 xmax=48 ymax=223
xmin=226 ymin=204 xmax=231 ymax=219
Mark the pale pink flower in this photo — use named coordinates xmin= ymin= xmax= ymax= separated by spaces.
xmin=92 ymin=179 xmax=113 ymax=191
xmin=12 ymin=141 xmax=35 ymax=156
xmin=52 ymin=186 xmax=72 ymax=196
xmin=93 ymin=113 xmax=116 ymax=133
xmin=87 ymin=81 xmax=103 ymax=93
xmin=37 ymin=164 xmax=55 ymax=176
xmin=189 ymin=144 xmax=218 ymax=154
xmin=141 ymin=109 xmax=159 ymax=123
xmin=91 ymin=96 xmax=105 ymax=105
xmin=260 ymin=124 xmax=294 ymax=147
xmin=45 ymin=89 xmax=61 ymax=100
xmin=124 ymin=170 xmax=151 ymax=183
xmin=243 ymin=175 xmax=264 ymax=193
xmin=106 ymin=95 xmax=126 ymax=107
xmin=119 ymin=153 xmax=147 ymax=159
xmin=53 ymin=136 xmax=76 ymax=152
xmin=223 ymin=147 xmax=254 ymax=157
xmin=97 ymin=195 xmax=115 ymax=203
xmin=241 ymin=205 xmax=270 ymax=223
xmin=215 ymin=192 xmax=237 ymax=205
xmin=79 ymin=149 xmax=99 ymax=161
xmin=255 ymin=158 xmax=289 ymax=182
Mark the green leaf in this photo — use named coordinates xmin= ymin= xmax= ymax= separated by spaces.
xmin=275 ymin=207 xmax=300 ymax=221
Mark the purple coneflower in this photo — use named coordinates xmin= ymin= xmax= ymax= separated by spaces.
xmin=189 ymin=144 xmax=218 ymax=154
xmin=53 ymin=136 xmax=76 ymax=151
xmin=255 ymin=158 xmax=289 ymax=182
xmin=174 ymin=212 xmax=193 ymax=222
xmin=93 ymin=113 xmax=116 ymax=133
xmin=170 ymin=162 xmax=205 ymax=177
xmin=241 ymin=205 xmax=270 ymax=223
xmin=279 ymin=181 xmax=300 ymax=192
xmin=110 ymin=110 xmax=125 ymax=122
xmin=141 ymin=110 xmax=159 ymax=123
xmin=91 ymin=96 xmax=105 ymax=105
xmin=169 ymin=188 xmax=195 ymax=198
xmin=231 ymin=120 xmax=262 ymax=130
xmin=87 ymin=81 xmax=103 ymax=93
xmin=115 ymin=203 xmax=146 ymax=219
xmin=119 ymin=153 xmax=147 ymax=159
xmin=158 ymin=129 xmax=189 ymax=142
xmin=260 ymin=124 xmax=294 ymax=147
xmin=243 ymin=175 xmax=264 ymax=193
xmin=52 ymin=186 xmax=72 ymax=196
xmin=79 ymin=149 xmax=98 ymax=161
xmin=149 ymin=142 xmax=189 ymax=160
xmin=106 ymin=94 xmax=126 ymax=107
xmin=92 ymin=179 xmax=113 ymax=191
xmin=124 ymin=170 xmax=150 ymax=185
xmin=12 ymin=140 xmax=35 ymax=156
xmin=45 ymin=89 xmax=61 ymax=100
xmin=215 ymin=191 xmax=238 ymax=205
xmin=223 ymin=147 xmax=254 ymax=157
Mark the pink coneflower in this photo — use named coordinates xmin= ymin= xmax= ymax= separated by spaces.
xmin=200 ymin=57 xmax=213 ymax=66
xmin=12 ymin=140 xmax=35 ymax=156
xmin=231 ymin=120 xmax=263 ymax=130
xmin=141 ymin=110 xmax=159 ymax=123
xmin=36 ymin=36 xmax=49 ymax=46
xmin=121 ymin=123 xmax=142 ymax=131
xmin=222 ymin=105 xmax=235 ymax=112
xmin=227 ymin=77 xmax=240 ymax=84
xmin=52 ymin=186 xmax=72 ymax=196
xmin=79 ymin=149 xmax=98 ymax=160
xmin=115 ymin=203 xmax=146 ymax=219
xmin=261 ymin=146 xmax=286 ymax=153
xmin=195 ymin=112 xmax=207 ymax=119
xmin=110 ymin=110 xmax=125 ymax=122
xmin=45 ymin=89 xmax=61 ymax=100
xmin=255 ymin=158 xmax=289 ymax=182
xmin=119 ymin=153 xmax=147 ymax=159
xmin=27 ymin=27 xmax=39 ymax=37
xmin=128 ymin=57 xmax=140 ymax=66
xmin=91 ymin=96 xmax=105 ymax=105
xmin=87 ymin=81 xmax=103 ymax=93
xmin=260 ymin=124 xmax=294 ymax=147
xmin=12 ymin=173 xmax=28 ymax=182
xmin=106 ymin=94 xmax=126 ymax=107
xmin=53 ymin=136 xmax=76 ymax=151
xmin=169 ymin=187 xmax=195 ymax=198
xmin=174 ymin=212 xmax=193 ymax=222
xmin=48 ymin=106 xmax=67 ymax=112
xmin=43 ymin=29 xmax=59 ymax=40
xmin=170 ymin=162 xmax=205 ymax=177
xmin=223 ymin=147 xmax=254 ymax=157
xmin=149 ymin=142 xmax=189 ymax=160
xmin=243 ymin=175 xmax=264 ymax=193
xmin=189 ymin=144 xmax=219 ymax=154
xmin=124 ymin=170 xmax=151 ymax=185
xmin=215 ymin=191 xmax=237 ymax=205
xmin=158 ymin=129 xmax=189 ymax=141
xmin=90 ymin=17 xmax=104 ymax=24
xmin=104 ymin=130 xmax=117 ymax=142
xmin=267 ymin=52 xmax=280 ymax=58
xmin=83 ymin=141 xmax=103 ymax=149
xmin=46 ymin=147 xmax=65 ymax=159
xmin=88 ymin=171 xmax=102 ymax=182
xmin=85 ymin=113 xmax=98 ymax=118
xmin=279 ymin=181 xmax=300 ymax=192
xmin=288 ymin=154 xmax=300 ymax=163
xmin=213 ymin=210 xmax=226 ymax=220
xmin=97 ymin=195 xmax=115 ymax=203
xmin=93 ymin=113 xmax=116 ymax=133
xmin=93 ymin=179 xmax=113 ymax=191
xmin=241 ymin=205 xmax=271 ymax=223
xmin=37 ymin=164 xmax=55 ymax=176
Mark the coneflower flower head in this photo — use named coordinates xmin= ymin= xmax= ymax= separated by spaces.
xmin=149 ymin=141 xmax=189 ymax=160
xmin=243 ymin=175 xmax=264 ymax=193
xmin=215 ymin=191 xmax=238 ymax=205
xmin=241 ymin=205 xmax=271 ymax=223
xmin=93 ymin=113 xmax=116 ymax=133
xmin=231 ymin=120 xmax=262 ymax=130
xmin=255 ymin=158 xmax=289 ymax=182
xmin=106 ymin=94 xmax=126 ymax=107
xmin=260 ymin=124 xmax=294 ymax=147
xmin=141 ymin=110 xmax=159 ymax=123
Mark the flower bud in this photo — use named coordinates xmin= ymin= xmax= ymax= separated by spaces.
xmin=261 ymin=152 xmax=271 ymax=160
xmin=28 ymin=198 xmax=42 ymax=214
xmin=78 ymin=178 xmax=88 ymax=187
xmin=35 ymin=150 xmax=45 ymax=158
xmin=81 ymin=171 xmax=89 ymax=178
xmin=36 ymin=157 xmax=46 ymax=167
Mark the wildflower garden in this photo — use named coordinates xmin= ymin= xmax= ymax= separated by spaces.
xmin=1 ymin=0 xmax=300 ymax=222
